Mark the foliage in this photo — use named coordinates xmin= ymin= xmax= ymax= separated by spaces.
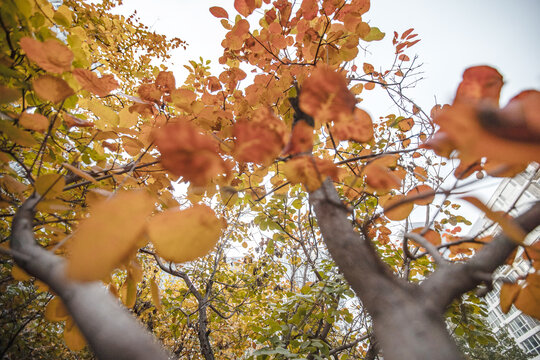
xmin=1 ymin=0 xmax=539 ymax=359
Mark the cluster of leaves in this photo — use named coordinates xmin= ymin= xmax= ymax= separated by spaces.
xmin=1 ymin=0 xmax=539 ymax=359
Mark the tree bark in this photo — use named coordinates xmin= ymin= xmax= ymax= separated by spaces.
xmin=310 ymin=180 xmax=540 ymax=360
xmin=10 ymin=194 xmax=170 ymax=360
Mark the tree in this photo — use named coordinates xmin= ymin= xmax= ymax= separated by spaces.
xmin=1 ymin=0 xmax=539 ymax=360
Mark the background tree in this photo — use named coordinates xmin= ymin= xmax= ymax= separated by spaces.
xmin=1 ymin=1 xmax=539 ymax=360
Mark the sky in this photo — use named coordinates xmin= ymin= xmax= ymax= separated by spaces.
xmin=112 ymin=0 xmax=540 ymax=227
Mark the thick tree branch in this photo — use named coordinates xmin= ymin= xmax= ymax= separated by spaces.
xmin=422 ymin=201 xmax=540 ymax=311
xmin=310 ymin=180 xmax=463 ymax=360
xmin=10 ymin=194 xmax=169 ymax=360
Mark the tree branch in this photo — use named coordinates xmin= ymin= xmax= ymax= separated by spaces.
xmin=10 ymin=194 xmax=170 ymax=360
xmin=422 ymin=201 xmax=540 ymax=311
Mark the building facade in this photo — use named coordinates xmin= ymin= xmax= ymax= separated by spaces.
xmin=471 ymin=164 xmax=540 ymax=358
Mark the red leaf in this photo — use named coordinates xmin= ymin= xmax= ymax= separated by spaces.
xmin=209 ymin=6 xmax=229 ymax=19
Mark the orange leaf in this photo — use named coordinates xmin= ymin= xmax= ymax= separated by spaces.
xmin=147 ymin=205 xmax=224 ymax=263
xmin=363 ymin=62 xmax=374 ymax=74
xmin=364 ymin=156 xmax=401 ymax=192
xmin=44 ymin=296 xmax=69 ymax=322
xmin=282 ymin=156 xmax=339 ymax=192
xmin=383 ymin=195 xmax=413 ymax=221
xmin=19 ymin=112 xmax=49 ymax=132
xmin=62 ymin=113 xmax=94 ymax=128
xmin=463 ymin=196 xmax=526 ymax=243
xmin=66 ymin=191 xmax=154 ymax=281
xmin=435 ymin=103 xmax=540 ymax=164
xmin=73 ymin=68 xmax=118 ymax=97
xmin=454 ymin=66 xmax=503 ymax=106
xmin=500 ymin=282 xmax=521 ymax=313
xmin=514 ymin=281 xmax=540 ymax=320
xmin=155 ymin=71 xmax=176 ymax=94
xmin=333 ymin=108 xmax=373 ymax=143
xmin=398 ymin=54 xmax=410 ymax=62
xmin=20 ymin=37 xmax=73 ymax=74
xmin=234 ymin=0 xmax=256 ymax=17
xmin=300 ymin=0 xmax=318 ymax=20
xmin=282 ymin=120 xmax=313 ymax=155
xmin=411 ymin=227 xmax=441 ymax=246
xmin=64 ymin=318 xmax=86 ymax=351
xmin=33 ymin=75 xmax=74 ymax=103
xmin=233 ymin=107 xmax=287 ymax=165
xmin=407 ymin=185 xmax=435 ymax=205
xmin=299 ymin=64 xmax=356 ymax=125
xmin=398 ymin=117 xmax=414 ymax=132
xmin=364 ymin=82 xmax=375 ymax=90
xmin=154 ymin=121 xmax=228 ymax=186
xmin=0 ymin=84 xmax=21 ymax=104
xmin=209 ymin=6 xmax=229 ymax=19
xmin=150 ymin=277 xmax=162 ymax=311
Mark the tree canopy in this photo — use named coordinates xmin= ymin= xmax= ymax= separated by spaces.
xmin=1 ymin=0 xmax=539 ymax=359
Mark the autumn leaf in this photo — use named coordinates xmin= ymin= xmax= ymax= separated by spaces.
xmin=20 ymin=37 xmax=73 ymax=74
xmin=62 ymin=163 xmax=97 ymax=183
xmin=150 ymin=277 xmax=162 ymax=311
xmin=300 ymin=0 xmax=318 ymax=20
xmin=362 ymin=27 xmax=385 ymax=42
xmin=73 ymin=68 xmax=118 ymax=97
xmin=383 ymin=195 xmax=413 ymax=221
xmin=407 ymin=184 xmax=435 ymax=205
xmin=364 ymin=156 xmax=401 ymax=192
xmin=0 ymin=85 xmax=21 ymax=104
xmin=33 ymin=75 xmax=74 ymax=103
xmin=147 ymin=205 xmax=224 ymax=263
xmin=282 ymin=120 xmax=314 ymax=155
xmin=154 ymin=121 xmax=228 ymax=186
xmin=66 ymin=191 xmax=155 ymax=281
xmin=44 ymin=297 xmax=69 ymax=322
xmin=282 ymin=156 xmax=339 ymax=192
xmin=410 ymin=227 xmax=441 ymax=246
xmin=62 ymin=113 xmax=94 ymax=129
xmin=209 ymin=6 xmax=229 ymax=19
xmin=11 ymin=265 xmax=31 ymax=281
xmin=463 ymin=196 xmax=526 ymax=243
xmin=454 ymin=66 xmax=503 ymax=106
xmin=234 ymin=0 xmax=256 ymax=17
xmin=333 ymin=108 xmax=374 ymax=143
xmin=155 ymin=71 xmax=176 ymax=93
xmin=35 ymin=174 xmax=65 ymax=199
xmin=500 ymin=282 xmax=520 ymax=314
xmin=233 ymin=107 xmax=287 ymax=165
xmin=19 ymin=112 xmax=49 ymax=132
xmin=64 ymin=318 xmax=86 ymax=351
xmin=299 ymin=64 xmax=356 ymax=125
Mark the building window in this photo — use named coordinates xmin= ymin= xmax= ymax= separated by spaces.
xmin=520 ymin=333 xmax=540 ymax=356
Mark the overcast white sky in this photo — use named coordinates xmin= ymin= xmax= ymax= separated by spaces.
xmin=113 ymin=0 xmax=540 ymax=227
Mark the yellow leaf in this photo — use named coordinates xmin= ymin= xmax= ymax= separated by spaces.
xmin=282 ymin=156 xmax=340 ymax=192
xmin=0 ymin=121 xmax=38 ymax=147
xmin=62 ymin=163 xmax=96 ymax=183
xmin=66 ymin=191 xmax=154 ymax=281
xmin=148 ymin=205 xmax=223 ymax=263
xmin=33 ymin=75 xmax=74 ymax=103
xmin=120 ymin=275 xmax=137 ymax=309
xmin=44 ymin=296 xmax=69 ymax=322
xmin=11 ymin=264 xmax=31 ymax=281
xmin=150 ymin=277 xmax=162 ymax=311
xmin=64 ymin=317 xmax=86 ymax=351
xmin=35 ymin=174 xmax=65 ymax=198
